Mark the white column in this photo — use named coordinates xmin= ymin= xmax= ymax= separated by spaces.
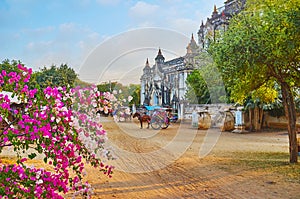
xmin=140 ymin=81 xmax=145 ymax=106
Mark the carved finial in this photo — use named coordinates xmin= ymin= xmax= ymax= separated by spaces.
xmin=158 ymin=48 xmax=162 ymax=55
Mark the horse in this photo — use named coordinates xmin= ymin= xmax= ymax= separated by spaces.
xmin=132 ymin=112 xmax=151 ymax=129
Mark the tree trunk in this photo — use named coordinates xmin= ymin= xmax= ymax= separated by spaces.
xmin=249 ymin=107 xmax=263 ymax=131
xmin=254 ymin=106 xmax=263 ymax=131
xmin=249 ymin=108 xmax=254 ymax=132
xmin=281 ymin=82 xmax=298 ymax=163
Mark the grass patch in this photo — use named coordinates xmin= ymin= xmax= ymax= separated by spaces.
xmin=216 ymin=152 xmax=300 ymax=183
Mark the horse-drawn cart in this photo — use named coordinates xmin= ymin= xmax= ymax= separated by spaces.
xmin=145 ymin=106 xmax=174 ymax=130
xmin=150 ymin=109 xmax=170 ymax=130
xmin=133 ymin=106 xmax=176 ymax=129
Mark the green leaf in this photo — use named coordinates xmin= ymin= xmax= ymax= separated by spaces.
xmin=28 ymin=153 xmax=37 ymax=159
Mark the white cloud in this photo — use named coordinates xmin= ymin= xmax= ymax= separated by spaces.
xmin=26 ymin=41 xmax=53 ymax=51
xmin=87 ymin=32 xmax=100 ymax=41
xmin=79 ymin=28 xmax=190 ymax=84
xmin=128 ymin=1 xmax=204 ymax=37
xmin=23 ymin=26 xmax=55 ymax=35
xmin=168 ymin=18 xmax=199 ymax=37
xmin=129 ymin=1 xmax=160 ymax=18
xmin=1 ymin=0 xmax=229 ymax=80
xmin=59 ymin=23 xmax=76 ymax=33
xmin=77 ymin=32 xmax=101 ymax=55
xmin=135 ymin=21 xmax=157 ymax=28
xmin=21 ymin=23 xmax=105 ymax=71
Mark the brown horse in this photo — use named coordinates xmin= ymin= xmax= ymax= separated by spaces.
xmin=132 ymin=112 xmax=151 ymax=129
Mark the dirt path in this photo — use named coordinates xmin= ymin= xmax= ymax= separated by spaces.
xmin=77 ymin=117 xmax=300 ymax=199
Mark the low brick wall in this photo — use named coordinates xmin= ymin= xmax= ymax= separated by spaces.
xmin=183 ymin=104 xmax=300 ymax=131
xmin=183 ymin=103 xmax=235 ymax=127
xmin=264 ymin=112 xmax=300 ymax=131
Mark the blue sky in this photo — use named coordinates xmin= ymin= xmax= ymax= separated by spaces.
xmin=0 ymin=0 xmax=225 ymax=84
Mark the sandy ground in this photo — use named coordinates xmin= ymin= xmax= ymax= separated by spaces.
xmin=77 ymin=117 xmax=300 ymax=199
xmin=2 ymin=116 xmax=299 ymax=198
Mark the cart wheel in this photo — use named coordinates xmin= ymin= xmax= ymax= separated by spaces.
xmin=151 ymin=116 xmax=162 ymax=130
xmin=161 ymin=123 xmax=169 ymax=129
xmin=161 ymin=118 xmax=170 ymax=129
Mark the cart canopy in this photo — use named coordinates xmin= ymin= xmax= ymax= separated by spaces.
xmin=144 ymin=105 xmax=161 ymax=111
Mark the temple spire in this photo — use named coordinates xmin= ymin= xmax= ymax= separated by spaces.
xmin=212 ymin=4 xmax=218 ymax=17
xmin=158 ymin=48 xmax=162 ymax=55
xmin=190 ymin=33 xmax=197 ymax=46
xmin=143 ymin=58 xmax=151 ymax=74
xmin=155 ymin=48 xmax=165 ymax=64
xmin=186 ymin=33 xmax=198 ymax=55
xmin=201 ymin=20 xmax=204 ymax=26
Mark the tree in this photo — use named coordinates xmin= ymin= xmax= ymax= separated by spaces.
xmin=0 ymin=60 xmax=24 ymax=92
xmin=0 ymin=59 xmax=21 ymax=73
xmin=97 ymin=81 xmax=117 ymax=93
xmin=0 ymin=64 xmax=113 ymax=198
xmin=97 ymin=82 xmax=140 ymax=108
xmin=127 ymin=84 xmax=140 ymax=107
xmin=35 ymin=64 xmax=78 ymax=90
xmin=74 ymin=77 xmax=92 ymax=88
xmin=186 ymin=69 xmax=210 ymax=104
xmin=186 ymin=51 xmax=227 ymax=104
xmin=210 ymin=0 xmax=300 ymax=163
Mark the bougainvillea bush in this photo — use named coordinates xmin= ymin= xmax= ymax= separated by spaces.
xmin=0 ymin=64 xmax=114 ymax=198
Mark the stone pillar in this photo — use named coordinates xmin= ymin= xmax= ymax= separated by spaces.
xmin=192 ymin=109 xmax=198 ymax=128
xmin=232 ymin=107 xmax=247 ymax=133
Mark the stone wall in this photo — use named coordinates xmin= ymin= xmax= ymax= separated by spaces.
xmin=183 ymin=103 xmax=235 ymax=127
xmin=263 ymin=112 xmax=300 ymax=130
xmin=183 ymin=104 xmax=300 ymax=132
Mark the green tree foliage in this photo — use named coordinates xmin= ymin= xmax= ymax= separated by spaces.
xmin=0 ymin=59 xmax=21 ymax=73
xmin=0 ymin=60 xmax=24 ymax=92
xmin=186 ymin=52 xmax=227 ymax=104
xmin=74 ymin=78 xmax=92 ymax=88
xmin=35 ymin=64 xmax=78 ymax=90
xmin=97 ymin=82 xmax=140 ymax=106
xmin=186 ymin=69 xmax=210 ymax=104
xmin=127 ymin=84 xmax=140 ymax=106
xmin=97 ymin=81 xmax=117 ymax=93
xmin=210 ymin=0 xmax=300 ymax=163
